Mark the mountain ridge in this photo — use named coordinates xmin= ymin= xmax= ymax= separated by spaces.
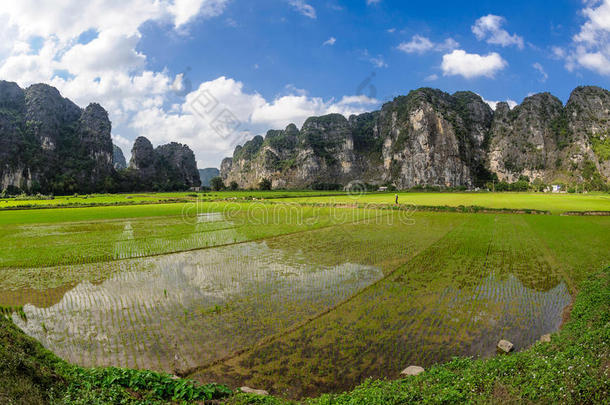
xmin=0 ymin=80 xmax=201 ymax=194
xmin=221 ymin=86 xmax=610 ymax=190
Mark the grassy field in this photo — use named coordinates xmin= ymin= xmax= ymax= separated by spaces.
xmin=3 ymin=190 xmax=609 ymax=214
xmin=0 ymin=190 xmax=344 ymax=209
xmin=0 ymin=202 xmax=388 ymax=270
xmin=1 ymin=192 xmax=609 ymax=403
xmin=276 ymin=192 xmax=610 ymax=214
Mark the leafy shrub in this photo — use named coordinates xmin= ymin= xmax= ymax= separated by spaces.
xmin=259 ymin=178 xmax=272 ymax=191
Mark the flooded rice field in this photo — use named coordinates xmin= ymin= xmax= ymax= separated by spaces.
xmin=13 ymin=242 xmax=382 ymax=372
xmin=2 ymin=209 xmax=609 ymax=398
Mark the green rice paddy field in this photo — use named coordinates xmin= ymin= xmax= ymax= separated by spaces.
xmin=0 ymin=192 xmax=609 ymax=401
xmin=275 ymin=191 xmax=610 ymax=214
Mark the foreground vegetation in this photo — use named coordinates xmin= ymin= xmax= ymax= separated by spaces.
xmin=1 ymin=267 xmax=607 ymax=404
xmin=1 ymin=190 xmax=609 ymax=214
xmin=277 ymin=191 xmax=610 ymax=214
xmin=0 ymin=191 xmax=344 ymax=209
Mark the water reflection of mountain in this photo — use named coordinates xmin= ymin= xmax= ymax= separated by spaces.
xmin=14 ymin=242 xmax=382 ymax=372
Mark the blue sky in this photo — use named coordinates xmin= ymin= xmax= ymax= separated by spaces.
xmin=138 ymin=0 xmax=602 ymax=104
xmin=1 ymin=0 xmax=610 ymax=167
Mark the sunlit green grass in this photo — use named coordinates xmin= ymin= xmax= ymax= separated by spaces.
xmin=275 ymin=192 xmax=610 ymax=214
xmin=0 ymin=190 xmax=344 ymax=209
xmin=0 ymin=201 xmax=388 ymax=272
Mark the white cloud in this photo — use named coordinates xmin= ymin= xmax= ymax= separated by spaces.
xmin=424 ymin=74 xmax=439 ymax=82
xmin=323 ymin=37 xmax=337 ymax=46
xmin=169 ymin=0 xmax=230 ymax=27
xmin=361 ymin=50 xmax=387 ymax=68
xmin=288 ymin=0 xmax=316 ymax=19
xmin=564 ymin=0 xmax=610 ymax=75
xmin=369 ymin=56 xmax=387 ymax=68
xmin=472 ymin=14 xmax=524 ymax=49
xmin=441 ymin=50 xmax=507 ymax=79
xmin=532 ymin=62 xmax=548 ymax=82
xmin=366 ymin=0 xmax=382 ymax=5
xmin=480 ymin=96 xmax=518 ymax=110
xmin=60 ymin=30 xmax=147 ymax=74
xmin=0 ymin=0 xmax=236 ymax=167
xmin=112 ymin=134 xmax=134 ymax=160
xmin=397 ymin=35 xmax=459 ymax=54
xmin=130 ymin=77 xmax=380 ymax=166
xmin=0 ymin=0 xmax=230 ymax=42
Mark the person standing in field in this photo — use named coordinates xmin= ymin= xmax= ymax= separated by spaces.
xmin=395 ymin=194 xmax=399 ymax=205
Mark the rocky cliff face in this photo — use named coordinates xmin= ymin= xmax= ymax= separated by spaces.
xmin=488 ymin=87 xmax=610 ymax=184
xmin=489 ymin=93 xmax=566 ymax=182
xmin=0 ymin=81 xmax=114 ymax=193
xmin=129 ymin=137 xmax=201 ymax=189
xmin=378 ymin=89 xmax=492 ymax=188
xmin=221 ymin=87 xmax=610 ymax=189
xmin=222 ymin=89 xmax=495 ymax=189
xmin=0 ymin=81 xmax=201 ymax=193
xmin=565 ymin=86 xmax=610 ymax=180
xmin=112 ymin=145 xmax=127 ymax=169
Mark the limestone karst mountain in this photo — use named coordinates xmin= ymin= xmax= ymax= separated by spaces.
xmin=0 ymin=81 xmax=200 ymax=193
xmin=221 ymin=87 xmax=610 ymax=190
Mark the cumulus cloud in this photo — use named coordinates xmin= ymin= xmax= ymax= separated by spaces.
xmin=130 ymin=77 xmax=379 ymax=168
xmin=472 ymin=15 xmax=524 ymax=49
xmin=288 ymin=0 xmax=316 ymax=19
xmin=441 ymin=50 xmax=507 ymax=79
xmin=480 ymin=96 xmax=518 ymax=110
xmin=0 ymin=0 xmax=229 ymax=42
xmin=397 ymin=35 xmax=459 ymax=54
xmin=563 ymin=0 xmax=610 ymax=75
xmin=0 ymin=0 xmax=232 ymax=108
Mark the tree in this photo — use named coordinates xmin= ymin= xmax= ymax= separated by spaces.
xmin=210 ymin=177 xmax=225 ymax=191
xmin=259 ymin=178 xmax=272 ymax=191
xmin=229 ymin=181 xmax=239 ymax=191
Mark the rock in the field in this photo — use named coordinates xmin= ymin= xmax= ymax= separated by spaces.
xmin=497 ymin=339 xmax=514 ymax=353
xmin=540 ymin=334 xmax=551 ymax=343
xmin=240 ymin=386 xmax=269 ymax=396
xmin=400 ymin=365 xmax=425 ymax=376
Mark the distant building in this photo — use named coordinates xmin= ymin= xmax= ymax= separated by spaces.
xmin=378 ymin=186 xmax=388 ymax=192
xmin=551 ymin=185 xmax=561 ymax=193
